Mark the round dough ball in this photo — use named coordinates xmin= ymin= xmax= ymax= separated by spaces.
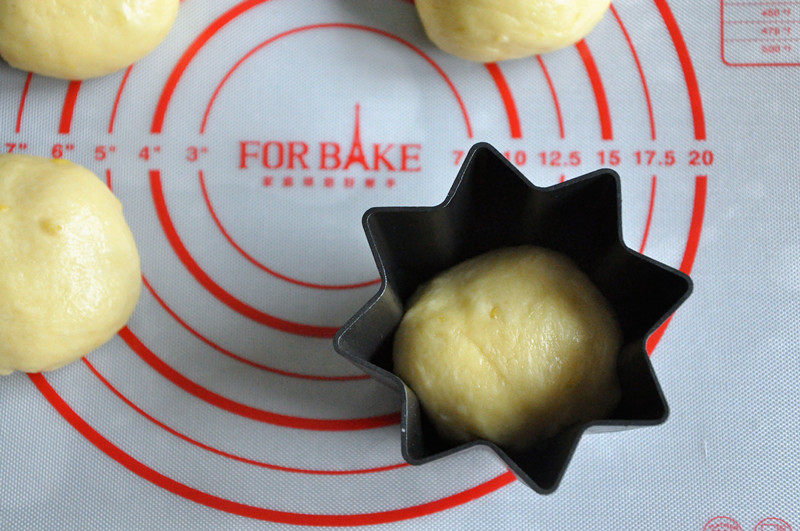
xmin=393 ymin=246 xmax=621 ymax=450
xmin=416 ymin=0 xmax=611 ymax=62
xmin=0 ymin=0 xmax=179 ymax=80
xmin=0 ymin=155 xmax=141 ymax=375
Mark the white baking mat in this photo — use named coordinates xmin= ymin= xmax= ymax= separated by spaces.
xmin=1 ymin=1 xmax=798 ymax=529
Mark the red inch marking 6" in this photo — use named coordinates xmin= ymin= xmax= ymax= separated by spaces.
xmin=28 ymin=372 xmax=515 ymax=526
xmin=59 ymin=81 xmax=81 ymax=135
xmin=201 ymin=23 xmax=473 ymax=138
xmin=149 ymin=170 xmax=339 ymax=338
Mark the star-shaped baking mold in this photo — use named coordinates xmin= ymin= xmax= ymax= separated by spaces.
xmin=333 ymin=143 xmax=692 ymax=493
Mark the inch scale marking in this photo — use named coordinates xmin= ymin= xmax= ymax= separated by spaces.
xmin=722 ymin=0 xmax=800 ymax=65
xmin=0 ymin=0 xmax=716 ymax=526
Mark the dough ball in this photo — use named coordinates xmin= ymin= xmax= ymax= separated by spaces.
xmin=0 ymin=0 xmax=179 ymax=79
xmin=393 ymin=246 xmax=621 ymax=450
xmin=416 ymin=0 xmax=611 ymax=62
xmin=0 ymin=155 xmax=141 ymax=375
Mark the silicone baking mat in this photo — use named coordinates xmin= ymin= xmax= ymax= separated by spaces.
xmin=1 ymin=1 xmax=798 ymax=529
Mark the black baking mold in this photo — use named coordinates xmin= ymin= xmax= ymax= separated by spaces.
xmin=333 ymin=143 xmax=692 ymax=493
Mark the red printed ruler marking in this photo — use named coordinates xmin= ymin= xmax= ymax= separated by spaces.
xmin=722 ymin=0 xmax=800 ymax=66
xmin=5 ymin=0 xmax=715 ymax=524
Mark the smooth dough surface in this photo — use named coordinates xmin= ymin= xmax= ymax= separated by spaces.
xmin=416 ymin=0 xmax=611 ymax=62
xmin=0 ymin=0 xmax=179 ymax=79
xmin=393 ymin=246 xmax=621 ymax=450
xmin=0 ymin=155 xmax=141 ymax=375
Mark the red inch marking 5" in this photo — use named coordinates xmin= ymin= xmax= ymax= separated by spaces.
xmin=109 ymin=66 xmax=133 ymax=134
xmin=28 ymin=372 xmax=515 ymax=525
xmin=149 ymin=170 xmax=338 ymax=338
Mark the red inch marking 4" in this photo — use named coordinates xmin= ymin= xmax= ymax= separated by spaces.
xmin=139 ymin=146 xmax=161 ymax=161
xmin=28 ymin=372 xmax=515 ymax=525
xmin=107 ymin=168 xmax=364 ymax=376
xmin=152 ymin=0 xmax=274 ymax=133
